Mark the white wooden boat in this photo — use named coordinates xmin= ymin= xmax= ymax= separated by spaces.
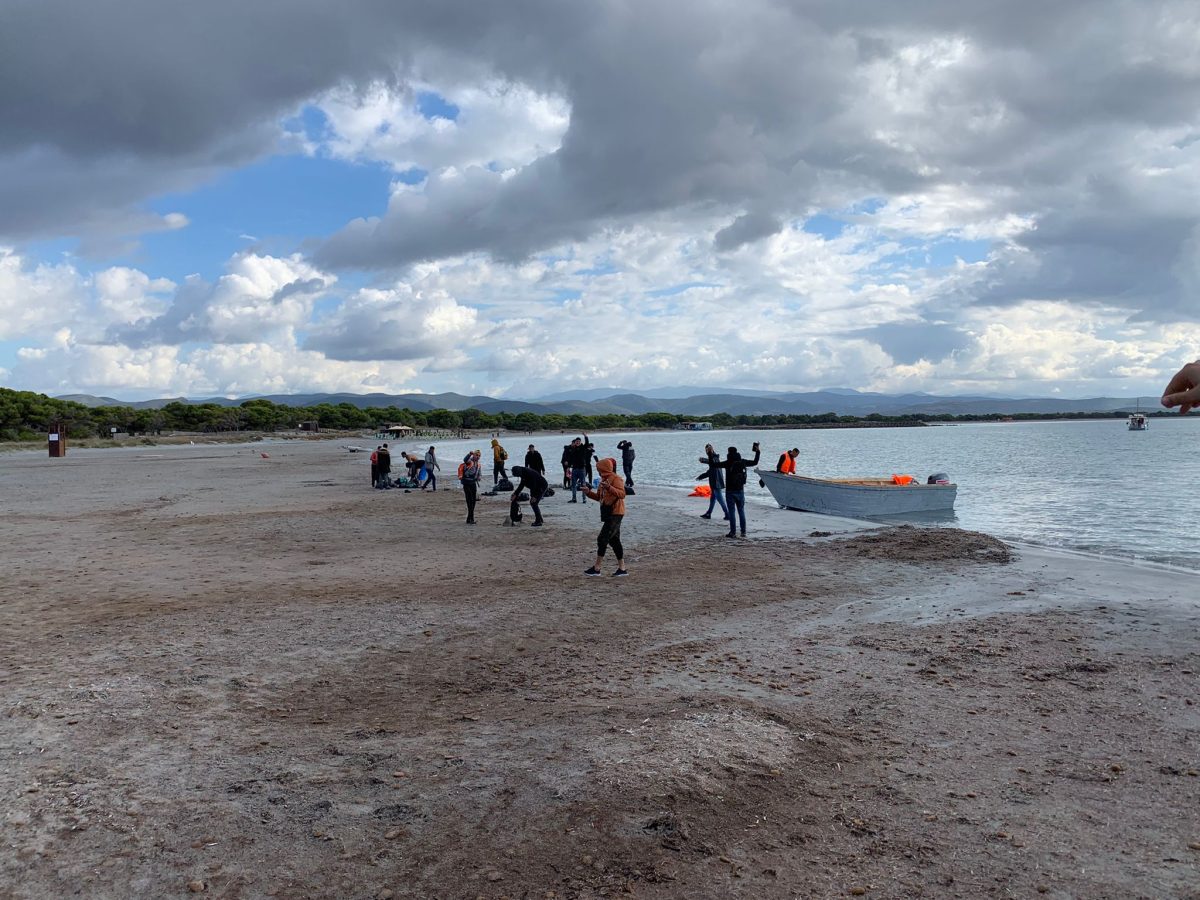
xmin=756 ymin=469 xmax=957 ymax=518
xmin=1127 ymin=413 xmax=1148 ymax=431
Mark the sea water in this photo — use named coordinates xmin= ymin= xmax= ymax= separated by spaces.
xmin=436 ymin=417 xmax=1200 ymax=570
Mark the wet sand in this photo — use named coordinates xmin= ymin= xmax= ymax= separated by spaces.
xmin=1 ymin=442 xmax=1198 ymax=899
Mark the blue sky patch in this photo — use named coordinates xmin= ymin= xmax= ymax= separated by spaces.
xmin=416 ymin=91 xmax=460 ymax=121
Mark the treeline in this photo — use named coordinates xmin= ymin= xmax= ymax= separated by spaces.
xmin=0 ymin=386 xmax=1182 ymax=442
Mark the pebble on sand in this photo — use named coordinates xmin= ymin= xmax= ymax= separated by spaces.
xmin=186 ymin=880 xmax=206 ymax=893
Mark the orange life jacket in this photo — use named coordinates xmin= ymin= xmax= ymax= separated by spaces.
xmin=780 ymin=454 xmax=795 ymax=475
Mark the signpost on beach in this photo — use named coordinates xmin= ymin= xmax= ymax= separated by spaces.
xmin=48 ymin=422 xmax=66 ymax=458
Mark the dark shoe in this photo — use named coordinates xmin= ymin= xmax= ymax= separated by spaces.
xmin=531 ymin=521 xmax=544 ymax=527
xmin=700 ymin=513 xmax=711 ymax=519
xmin=726 ymin=532 xmax=737 ymax=539
xmin=612 ymin=569 xmax=628 ymax=578
xmin=568 ymin=499 xmax=578 ymax=503
xmin=740 ymin=532 xmax=747 ymax=538
xmin=584 ymin=567 xmax=601 ymax=576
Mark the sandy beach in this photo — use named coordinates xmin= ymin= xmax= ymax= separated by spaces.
xmin=1 ymin=442 xmax=1198 ymax=899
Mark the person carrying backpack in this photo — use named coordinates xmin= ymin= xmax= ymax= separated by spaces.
xmin=712 ymin=442 xmax=760 ymax=538
xmin=491 ymin=438 xmax=509 ymax=484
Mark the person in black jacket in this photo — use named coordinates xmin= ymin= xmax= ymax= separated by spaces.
xmin=525 ymin=444 xmax=546 ymax=477
xmin=712 ymin=442 xmax=760 ymax=538
xmin=566 ymin=437 xmax=590 ymax=503
xmin=617 ymin=440 xmax=635 ymax=492
xmin=696 ymin=442 xmax=729 ymax=521
xmin=509 ymin=464 xmax=548 ymax=526
xmin=560 ymin=443 xmax=572 ymax=488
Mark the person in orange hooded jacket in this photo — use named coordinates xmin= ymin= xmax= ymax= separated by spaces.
xmin=581 ymin=457 xmax=628 ymax=577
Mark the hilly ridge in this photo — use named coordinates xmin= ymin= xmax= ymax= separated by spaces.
xmin=54 ymin=388 xmax=1158 ymax=417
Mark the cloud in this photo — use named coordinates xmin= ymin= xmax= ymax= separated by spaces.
xmin=714 ymin=213 xmax=784 ymax=252
xmin=3 ymin=0 xmax=1200 ymax=399
xmin=0 ymin=249 xmax=87 ymax=340
xmin=304 ymin=284 xmax=479 ymax=362
xmin=113 ymin=253 xmax=334 ymax=347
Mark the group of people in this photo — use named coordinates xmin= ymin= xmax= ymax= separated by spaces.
xmin=370 ymin=442 xmax=441 ymax=491
xmin=453 ymin=438 xmax=631 ymax=575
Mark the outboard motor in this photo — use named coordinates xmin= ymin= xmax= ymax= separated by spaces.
xmin=927 ymin=472 xmax=950 ymax=485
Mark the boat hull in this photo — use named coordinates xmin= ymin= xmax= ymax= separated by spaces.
xmin=756 ymin=469 xmax=957 ymax=518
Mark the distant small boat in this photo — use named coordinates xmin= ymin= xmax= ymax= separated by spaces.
xmin=1127 ymin=412 xmax=1148 ymax=431
xmin=756 ymin=469 xmax=957 ymax=518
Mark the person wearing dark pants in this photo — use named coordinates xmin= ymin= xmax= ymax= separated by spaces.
xmin=490 ymin=438 xmax=508 ymax=484
xmin=525 ymin=445 xmax=545 ymax=477
xmin=509 ymin=465 xmax=548 ymax=526
xmin=617 ymin=440 xmax=635 ymax=494
xmin=461 ymin=451 xmax=482 ymax=524
xmin=566 ymin=437 xmax=589 ymax=503
xmin=713 ymin=442 xmax=760 ymax=538
xmin=696 ymin=443 xmax=729 ymax=520
xmin=423 ymin=446 xmax=440 ymax=491
xmin=582 ymin=457 xmax=628 ymax=576
xmin=560 ymin=443 xmax=572 ymax=488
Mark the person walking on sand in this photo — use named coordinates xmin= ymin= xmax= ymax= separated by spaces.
xmin=509 ymin=464 xmax=548 ymax=526
xmin=582 ymin=457 xmax=628 ymax=577
xmin=617 ymin=439 xmax=636 ymax=494
xmin=423 ymin=446 xmax=441 ymax=491
xmin=525 ymin=444 xmax=546 ymax=477
xmin=461 ymin=450 xmax=482 ymax=524
xmin=491 ymin=438 xmax=509 ymax=484
xmin=775 ymin=447 xmax=799 ymax=475
xmin=697 ymin=443 xmax=729 ymax=522
xmin=712 ymin=442 xmax=760 ymax=538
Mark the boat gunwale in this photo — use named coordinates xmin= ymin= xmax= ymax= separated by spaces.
xmin=756 ymin=469 xmax=957 ymax=490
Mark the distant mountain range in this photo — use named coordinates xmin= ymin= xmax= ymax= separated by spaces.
xmin=53 ymin=389 xmax=1162 ymax=417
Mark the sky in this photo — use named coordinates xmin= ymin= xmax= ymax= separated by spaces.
xmin=1 ymin=0 xmax=1198 ymax=402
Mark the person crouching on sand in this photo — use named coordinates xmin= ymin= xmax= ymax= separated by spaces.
xmin=582 ymin=457 xmax=628 ymax=577
xmin=461 ymin=451 xmax=482 ymax=524
xmin=509 ymin=464 xmax=548 ymax=526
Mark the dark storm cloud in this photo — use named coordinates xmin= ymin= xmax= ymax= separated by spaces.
xmin=857 ymin=322 xmax=973 ymax=365
xmin=714 ymin=213 xmax=784 ymax=252
xmin=2 ymin=0 xmax=1198 ymax=319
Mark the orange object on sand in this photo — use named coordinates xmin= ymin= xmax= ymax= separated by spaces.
xmin=689 ymin=485 xmax=712 ymax=497
xmin=891 ymin=474 xmax=913 ymax=485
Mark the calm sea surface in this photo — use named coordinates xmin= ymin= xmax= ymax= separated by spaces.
xmin=468 ymin=418 xmax=1200 ymax=569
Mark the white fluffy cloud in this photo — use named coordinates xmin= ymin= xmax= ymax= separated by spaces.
xmin=2 ymin=0 xmax=1200 ymax=400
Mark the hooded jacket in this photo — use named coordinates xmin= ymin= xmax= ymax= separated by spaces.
xmin=582 ymin=457 xmax=626 ymax=516
xmin=491 ymin=439 xmax=507 ymax=464
xmin=511 ymin=464 xmax=548 ymax=498
xmin=524 ymin=449 xmax=545 ymax=474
